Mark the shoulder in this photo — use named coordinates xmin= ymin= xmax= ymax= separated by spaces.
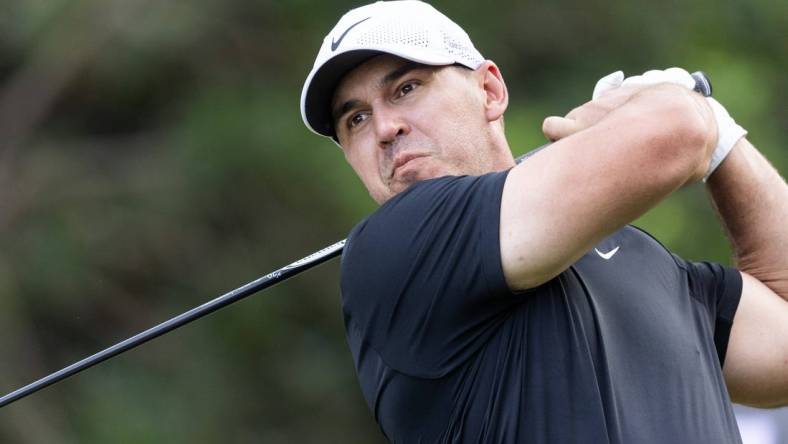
xmin=339 ymin=171 xmax=516 ymax=376
xmin=623 ymin=226 xmax=741 ymax=314
xmin=344 ymin=171 xmax=510 ymax=259
xmin=373 ymin=171 xmax=510 ymax=220
xmin=609 ymin=225 xmax=689 ymax=273
xmin=582 ymin=224 xmax=679 ymax=269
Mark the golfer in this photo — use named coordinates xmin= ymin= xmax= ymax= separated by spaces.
xmin=301 ymin=1 xmax=788 ymax=442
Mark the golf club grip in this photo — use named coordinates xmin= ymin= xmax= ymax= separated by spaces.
xmin=517 ymin=70 xmax=713 ymax=163
xmin=691 ymin=71 xmax=712 ymax=97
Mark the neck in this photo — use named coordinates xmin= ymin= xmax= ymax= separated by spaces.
xmin=487 ymin=124 xmax=516 ymax=171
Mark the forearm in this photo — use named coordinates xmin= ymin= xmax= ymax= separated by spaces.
xmin=707 ymin=138 xmax=788 ymax=300
xmin=504 ymin=85 xmax=713 ymax=289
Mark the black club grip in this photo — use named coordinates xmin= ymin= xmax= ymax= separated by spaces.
xmin=691 ymin=71 xmax=712 ymax=97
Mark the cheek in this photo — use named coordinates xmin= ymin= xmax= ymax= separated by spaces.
xmin=421 ymin=88 xmax=482 ymax=135
xmin=420 ymin=102 xmax=483 ymax=159
xmin=346 ymin=145 xmax=386 ymax=190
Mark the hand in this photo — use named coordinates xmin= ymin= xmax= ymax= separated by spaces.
xmin=543 ymin=68 xmax=700 ymax=142
xmin=592 ymin=70 xmax=624 ymax=99
xmin=542 ymin=83 xmax=650 ymax=142
xmin=703 ymin=97 xmax=748 ymax=181
xmin=590 ymin=67 xmax=748 ymax=181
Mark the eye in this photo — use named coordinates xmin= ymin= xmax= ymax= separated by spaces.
xmin=396 ymin=81 xmax=419 ymax=98
xmin=347 ymin=112 xmax=368 ymax=129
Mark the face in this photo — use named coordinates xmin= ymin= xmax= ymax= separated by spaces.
xmin=331 ymin=54 xmax=511 ymax=204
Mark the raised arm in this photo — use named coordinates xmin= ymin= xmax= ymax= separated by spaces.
xmin=499 ymin=83 xmax=716 ymax=290
xmin=707 ymin=138 xmax=788 ymax=408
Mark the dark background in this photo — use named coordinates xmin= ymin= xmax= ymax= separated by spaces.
xmin=0 ymin=0 xmax=785 ymax=442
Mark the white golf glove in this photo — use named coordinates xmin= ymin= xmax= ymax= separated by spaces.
xmin=702 ymin=98 xmax=748 ymax=181
xmin=592 ymin=70 xmax=624 ymax=100
xmin=592 ymin=68 xmax=747 ymax=181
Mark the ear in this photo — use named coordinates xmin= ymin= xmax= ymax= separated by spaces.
xmin=477 ymin=61 xmax=508 ymax=122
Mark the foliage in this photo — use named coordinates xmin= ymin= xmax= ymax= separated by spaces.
xmin=0 ymin=0 xmax=784 ymax=442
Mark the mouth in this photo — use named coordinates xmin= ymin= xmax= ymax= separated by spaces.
xmin=390 ymin=153 xmax=428 ymax=178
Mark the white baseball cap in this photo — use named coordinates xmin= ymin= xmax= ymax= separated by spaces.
xmin=300 ymin=1 xmax=485 ymax=141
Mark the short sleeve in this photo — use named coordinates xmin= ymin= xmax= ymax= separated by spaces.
xmin=674 ymin=257 xmax=743 ymax=366
xmin=340 ymin=171 xmax=518 ymax=378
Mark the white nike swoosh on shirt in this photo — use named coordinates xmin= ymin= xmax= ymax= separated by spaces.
xmin=595 ymin=246 xmax=620 ymax=260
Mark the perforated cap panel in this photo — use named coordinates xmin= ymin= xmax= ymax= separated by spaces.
xmin=301 ymin=1 xmax=485 ymax=142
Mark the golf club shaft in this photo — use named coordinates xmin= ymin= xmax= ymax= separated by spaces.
xmin=0 ymin=240 xmax=345 ymax=408
xmin=0 ymin=71 xmax=711 ymax=409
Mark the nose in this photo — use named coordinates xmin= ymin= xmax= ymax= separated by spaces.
xmin=373 ymin=105 xmax=410 ymax=148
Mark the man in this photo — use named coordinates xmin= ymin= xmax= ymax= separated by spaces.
xmin=300 ymin=1 xmax=788 ymax=442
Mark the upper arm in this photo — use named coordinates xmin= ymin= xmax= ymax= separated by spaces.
xmin=499 ymin=86 xmax=708 ymax=290
xmin=723 ymin=272 xmax=788 ymax=408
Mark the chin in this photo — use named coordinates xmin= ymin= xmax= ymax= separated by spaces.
xmin=378 ymin=161 xmax=454 ymax=202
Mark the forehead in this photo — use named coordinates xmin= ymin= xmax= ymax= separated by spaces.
xmin=333 ymin=55 xmax=418 ymax=105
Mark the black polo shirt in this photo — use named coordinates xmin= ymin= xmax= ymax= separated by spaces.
xmin=340 ymin=170 xmax=742 ymax=443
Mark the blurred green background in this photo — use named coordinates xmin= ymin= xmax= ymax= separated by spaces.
xmin=0 ymin=0 xmax=785 ymax=442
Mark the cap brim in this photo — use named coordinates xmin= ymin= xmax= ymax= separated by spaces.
xmin=301 ymin=49 xmax=383 ymax=140
xmin=301 ymin=47 xmax=458 ymax=141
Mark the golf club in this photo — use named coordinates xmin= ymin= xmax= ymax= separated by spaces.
xmin=0 ymin=71 xmax=711 ymax=409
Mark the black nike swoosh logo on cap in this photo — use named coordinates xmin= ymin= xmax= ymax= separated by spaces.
xmin=331 ymin=17 xmax=371 ymax=51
